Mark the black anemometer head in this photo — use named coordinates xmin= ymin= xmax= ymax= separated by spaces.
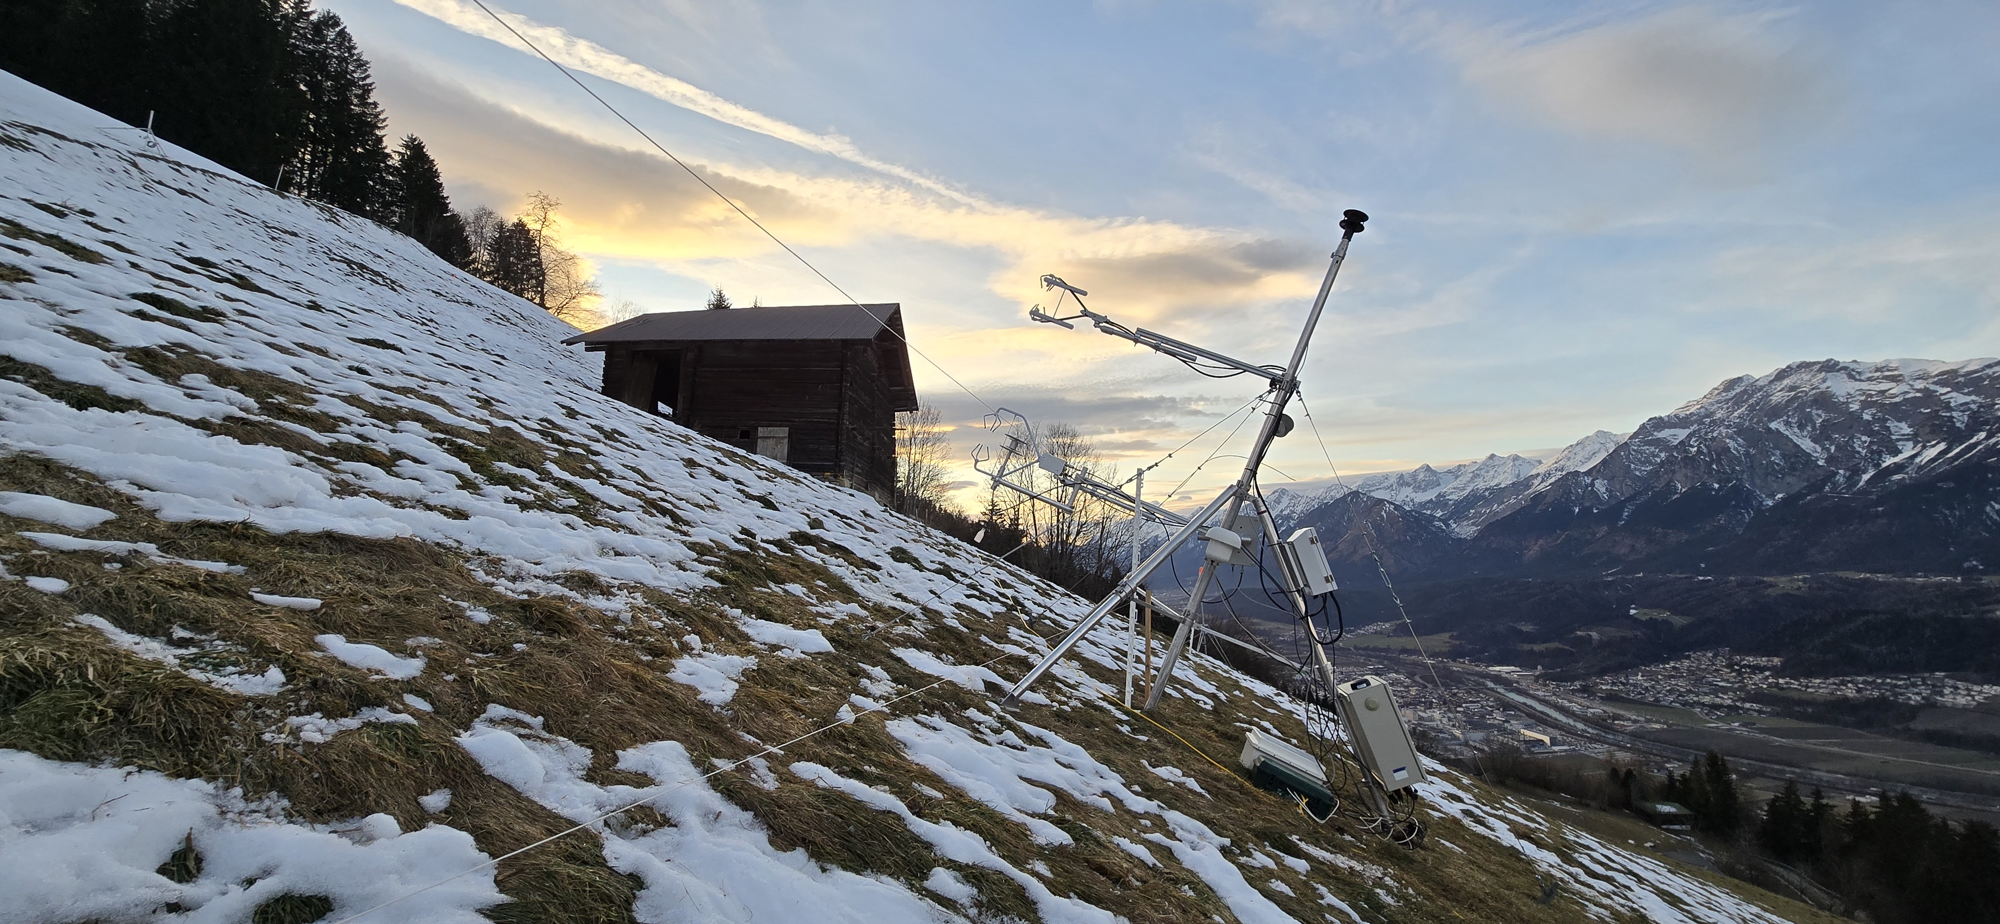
xmin=1339 ymin=209 xmax=1369 ymax=235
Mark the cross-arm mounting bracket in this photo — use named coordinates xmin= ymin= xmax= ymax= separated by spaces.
xmin=1032 ymin=275 xmax=1283 ymax=384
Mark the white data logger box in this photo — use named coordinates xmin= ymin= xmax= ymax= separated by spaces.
xmin=1333 ymin=675 xmax=1427 ymax=792
xmin=1277 ymin=527 xmax=1337 ymax=596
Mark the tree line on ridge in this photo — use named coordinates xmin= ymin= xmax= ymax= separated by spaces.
xmin=1 ymin=0 xmax=599 ymax=320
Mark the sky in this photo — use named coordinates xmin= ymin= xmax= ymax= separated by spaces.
xmin=325 ymin=0 xmax=2000 ymax=508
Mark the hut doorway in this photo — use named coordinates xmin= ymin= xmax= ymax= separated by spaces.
xmin=648 ymin=349 xmax=683 ymax=416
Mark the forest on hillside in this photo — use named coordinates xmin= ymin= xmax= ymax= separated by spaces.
xmin=0 ymin=0 xmax=598 ymax=319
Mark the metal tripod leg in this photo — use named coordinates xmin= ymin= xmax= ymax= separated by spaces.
xmin=1140 ymin=483 xmax=1245 ymax=710
xmin=1000 ymin=486 xmax=1237 ymax=708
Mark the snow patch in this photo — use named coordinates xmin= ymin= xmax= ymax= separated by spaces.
xmin=739 ymin=617 xmax=834 ymax=657
xmin=73 ymin=614 xmax=286 ymax=695
xmin=316 ymin=634 xmax=426 ymax=680
xmin=0 ymin=749 xmax=501 ymax=924
xmin=668 ymin=652 xmax=758 ymax=706
xmin=0 ymin=492 xmax=115 ymax=529
xmin=252 ymin=591 xmax=323 ymax=610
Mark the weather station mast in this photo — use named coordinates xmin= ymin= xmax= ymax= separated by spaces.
xmin=996 ymin=209 xmax=1369 ymax=709
xmin=977 ymin=211 xmax=1430 ymax=837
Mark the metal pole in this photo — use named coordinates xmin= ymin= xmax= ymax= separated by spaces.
xmin=1142 ymin=593 xmax=1156 ymax=703
xmin=1142 ymin=213 xmax=1363 ymax=710
xmin=1123 ymin=468 xmax=1143 ymax=707
xmin=1251 ymin=489 xmax=1339 ymax=692
xmin=999 ymin=484 xmax=1237 ymax=707
xmin=1140 ymin=479 xmax=1244 ymax=709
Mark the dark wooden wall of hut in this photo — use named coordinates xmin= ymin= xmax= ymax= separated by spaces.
xmin=596 ymin=338 xmax=901 ymax=494
xmin=841 ymin=335 xmax=898 ymax=492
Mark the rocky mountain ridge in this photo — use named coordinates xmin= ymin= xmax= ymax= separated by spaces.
xmin=1263 ymin=359 xmax=2000 ymax=579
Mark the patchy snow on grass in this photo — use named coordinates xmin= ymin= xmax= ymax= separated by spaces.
xmin=667 ymin=652 xmax=758 ymax=706
xmin=739 ymin=617 xmax=834 ymax=657
xmin=251 ymin=591 xmax=323 ymax=610
xmin=1419 ymin=772 xmax=1792 ymax=924
xmin=0 ymin=749 xmax=502 ymax=924
xmin=23 ymin=575 xmax=69 ymax=593
xmin=274 ymin=708 xmax=419 ymax=745
xmin=18 ymin=531 xmax=244 ymax=573
xmin=1147 ymin=762 xmax=1210 ymax=796
xmin=455 ymin=706 xmax=964 ymax=923
xmin=1314 ymin=883 xmax=1371 ymax=924
xmin=890 ymin=647 xmax=1006 ymax=694
xmin=0 ymin=491 xmax=115 ymax=529
xmin=316 ymin=633 xmax=426 ymax=680
xmin=922 ymin=866 xmax=978 ymax=907
xmin=73 ymin=614 xmax=287 ymax=695
xmin=791 ymin=761 xmax=1117 ymax=924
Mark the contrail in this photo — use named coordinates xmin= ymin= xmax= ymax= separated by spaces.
xmin=392 ymin=0 xmax=989 ymax=209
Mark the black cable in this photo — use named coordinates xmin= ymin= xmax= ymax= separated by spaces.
xmin=1180 ymin=361 xmax=1252 ymax=379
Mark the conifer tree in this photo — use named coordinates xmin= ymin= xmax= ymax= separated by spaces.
xmin=1804 ymin=787 xmax=1833 ymax=863
xmin=1698 ymin=750 xmax=1741 ymax=835
xmin=1760 ymin=780 xmax=1810 ymax=861
xmin=705 ymin=287 xmax=733 ymax=310
xmin=282 ymin=8 xmax=391 ymax=217
xmin=0 ymin=0 xmax=155 ymax=129
xmin=388 ymin=135 xmax=472 ymax=267
xmin=150 ymin=0 xmax=298 ymax=186
xmin=483 ymin=219 xmax=544 ymax=303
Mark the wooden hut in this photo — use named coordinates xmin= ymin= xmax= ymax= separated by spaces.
xmin=564 ymin=304 xmax=918 ymax=494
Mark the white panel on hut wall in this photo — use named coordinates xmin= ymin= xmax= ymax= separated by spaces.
xmin=757 ymin=427 xmax=790 ymax=463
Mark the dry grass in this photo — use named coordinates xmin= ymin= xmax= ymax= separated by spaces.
xmin=0 ymin=450 xmax=1835 ymax=923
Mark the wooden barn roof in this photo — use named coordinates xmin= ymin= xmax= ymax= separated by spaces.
xmin=565 ymin=303 xmax=918 ymax=412
xmin=563 ymin=304 xmax=904 ymax=344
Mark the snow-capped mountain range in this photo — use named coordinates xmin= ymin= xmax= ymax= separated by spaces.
xmin=1263 ymin=359 xmax=2000 ymax=577
xmin=1262 ymin=429 xmax=1626 ymax=538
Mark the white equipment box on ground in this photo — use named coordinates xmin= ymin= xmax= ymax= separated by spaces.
xmin=1237 ymin=728 xmax=1336 ymax=810
xmin=1333 ymin=675 xmax=1427 ymax=792
xmin=1237 ymin=727 xmax=1328 ymax=783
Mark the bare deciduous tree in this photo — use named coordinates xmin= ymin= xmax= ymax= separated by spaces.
xmin=1008 ymin=422 xmax=1125 ymax=590
xmin=518 ymin=191 xmax=600 ymax=322
xmin=895 ymin=404 xmax=953 ymax=513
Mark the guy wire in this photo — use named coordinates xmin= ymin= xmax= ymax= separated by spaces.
xmin=466 ymin=0 xmax=994 ymax=414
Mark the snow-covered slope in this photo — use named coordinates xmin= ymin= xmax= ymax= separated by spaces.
xmin=1276 ymin=355 xmax=1998 ymax=576
xmin=1 ymin=73 xmax=1828 ymax=923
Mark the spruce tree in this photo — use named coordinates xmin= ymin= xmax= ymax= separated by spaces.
xmin=705 ymin=287 xmax=732 ymax=310
xmin=389 ymin=135 xmax=472 ymax=267
xmin=282 ymin=8 xmax=391 ymax=217
xmin=1698 ymin=750 xmax=1740 ymax=835
xmin=484 ymin=219 xmax=544 ymax=303
xmin=1807 ymin=787 xmax=1833 ymax=862
xmin=0 ymin=0 xmax=155 ymax=129
xmin=151 ymin=0 xmax=297 ymax=185
xmin=1760 ymin=780 xmax=1809 ymax=860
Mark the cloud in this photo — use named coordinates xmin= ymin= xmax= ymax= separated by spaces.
xmin=1461 ymin=7 xmax=1835 ymax=162
xmin=390 ymin=0 xmax=987 ymax=207
xmin=368 ymin=48 xmax=1334 ymax=331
